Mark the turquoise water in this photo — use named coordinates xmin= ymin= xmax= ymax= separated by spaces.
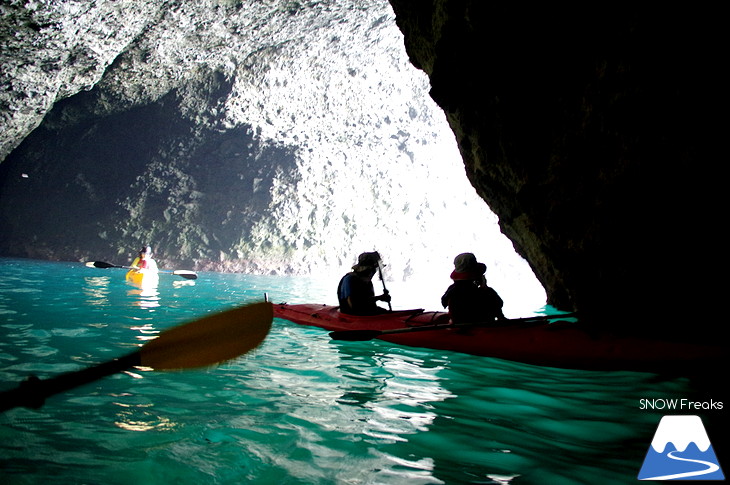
xmin=0 ymin=258 xmax=716 ymax=484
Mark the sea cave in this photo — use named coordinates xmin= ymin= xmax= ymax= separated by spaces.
xmin=0 ymin=1 xmax=723 ymax=339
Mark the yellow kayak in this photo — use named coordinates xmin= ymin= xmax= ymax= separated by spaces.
xmin=125 ymin=269 xmax=160 ymax=288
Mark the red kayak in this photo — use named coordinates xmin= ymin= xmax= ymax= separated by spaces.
xmin=273 ymin=303 xmax=722 ymax=373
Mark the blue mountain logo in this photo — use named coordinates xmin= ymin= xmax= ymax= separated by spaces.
xmin=638 ymin=415 xmax=724 ymax=480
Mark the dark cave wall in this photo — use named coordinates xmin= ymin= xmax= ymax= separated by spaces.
xmin=0 ymin=69 xmax=299 ymax=268
xmin=387 ymin=1 xmax=721 ymax=331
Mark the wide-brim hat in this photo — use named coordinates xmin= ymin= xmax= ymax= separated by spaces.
xmin=352 ymin=251 xmax=381 ymax=272
xmin=450 ymin=252 xmax=486 ymax=280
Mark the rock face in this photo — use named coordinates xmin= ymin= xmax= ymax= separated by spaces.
xmin=0 ymin=0 xmax=545 ymax=310
xmin=388 ymin=2 xmax=722 ymax=334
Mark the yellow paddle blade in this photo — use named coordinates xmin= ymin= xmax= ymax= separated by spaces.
xmin=139 ymin=302 xmax=273 ymax=370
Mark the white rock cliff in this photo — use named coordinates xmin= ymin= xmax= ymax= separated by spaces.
xmin=0 ymin=0 xmax=544 ymax=311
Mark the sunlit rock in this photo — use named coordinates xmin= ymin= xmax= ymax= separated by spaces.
xmin=0 ymin=0 xmax=545 ymax=313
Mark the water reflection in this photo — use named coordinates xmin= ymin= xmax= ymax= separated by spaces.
xmin=113 ymin=400 xmax=178 ymax=432
xmin=237 ymin=322 xmax=456 ymax=483
xmin=129 ymin=323 xmax=160 ymax=343
xmin=82 ymin=276 xmax=111 ymax=306
xmin=362 ymin=353 xmax=453 ymax=441
xmin=126 ymin=273 xmax=161 ymax=309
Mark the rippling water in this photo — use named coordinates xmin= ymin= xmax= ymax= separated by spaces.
xmin=0 ymin=258 xmax=719 ymax=484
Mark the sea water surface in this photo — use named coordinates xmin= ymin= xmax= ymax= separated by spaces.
xmin=0 ymin=258 xmax=707 ymax=484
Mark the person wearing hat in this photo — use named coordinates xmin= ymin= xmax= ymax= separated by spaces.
xmin=337 ymin=251 xmax=392 ymax=315
xmin=130 ymin=246 xmax=158 ymax=272
xmin=441 ymin=253 xmax=505 ymax=324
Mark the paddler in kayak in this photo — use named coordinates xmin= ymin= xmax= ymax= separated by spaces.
xmin=130 ymin=246 xmax=158 ymax=272
xmin=441 ymin=253 xmax=505 ymax=324
xmin=337 ymin=252 xmax=392 ymax=315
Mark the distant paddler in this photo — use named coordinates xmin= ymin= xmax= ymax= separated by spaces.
xmin=130 ymin=246 xmax=158 ymax=272
xmin=86 ymin=253 xmax=197 ymax=280
xmin=126 ymin=246 xmax=159 ymax=287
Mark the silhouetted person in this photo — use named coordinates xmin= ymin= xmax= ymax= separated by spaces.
xmin=337 ymin=252 xmax=391 ymax=315
xmin=441 ymin=253 xmax=505 ymax=324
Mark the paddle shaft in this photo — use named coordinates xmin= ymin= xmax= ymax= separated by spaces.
xmin=88 ymin=261 xmax=197 ymax=279
xmin=0 ymin=353 xmax=140 ymax=412
xmin=376 ymin=260 xmax=392 ymax=311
